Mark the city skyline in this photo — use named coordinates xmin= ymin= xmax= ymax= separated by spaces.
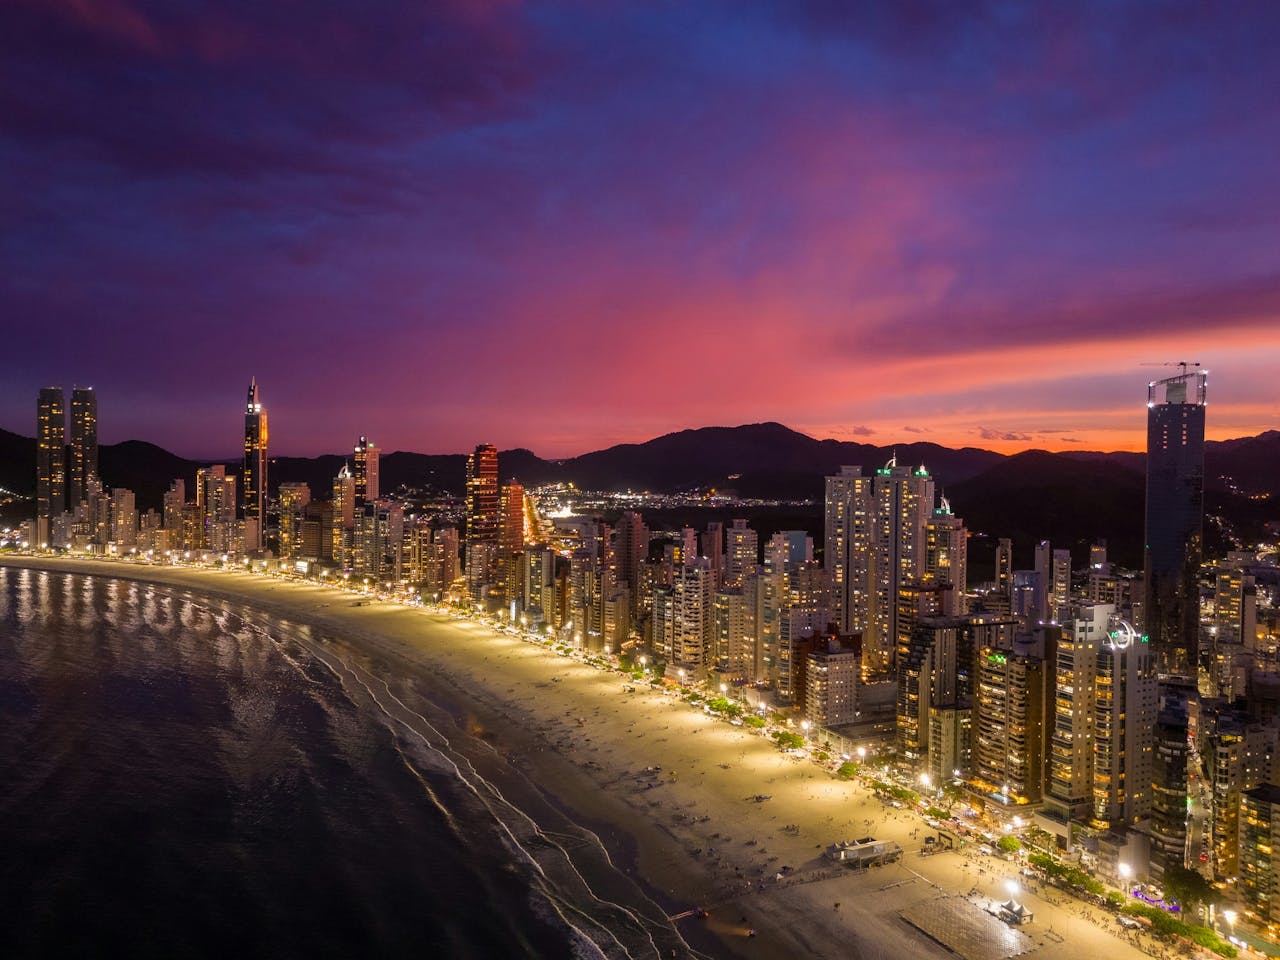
xmin=6 ymin=373 xmax=1277 ymax=464
xmin=4 ymin=3 xmax=1280 ymax=456
xmin=7 ymin=4 xmax=1280 ymax=957
xmin=9 ymin=295 xmax=1280 ymax=957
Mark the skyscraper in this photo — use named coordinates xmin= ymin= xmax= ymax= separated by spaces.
xmin=332 ymin=464 xmax=354 ymax=567
xmin=925 ymin=499 xmax=968 ymax=616
xmin=277 ymin=482 xmax=310 ymax=560
xmin=354 ymin=436 xmax=379 ymax=505
xmin=197 ymin=464 xmax=236 ymax=552
xmin=498 ymin=480 xmax=525 ymax=600
xmin=465 ymin=444 xmax=499 ymax=546
xmin=824 ymin=459 xmax=934 ymax=677
xmin=724 ymin=519 xmax=758 ymax=587
xmin=242 ymin=379 xmax=268 ymax=551
xmin=35 ymin=386 xmax=66 ymax=547
xmin=615 ymin=510 xmax=649 ymax=617
xmin=68 ymin=385 xmax=98 ymax=509
xmin=1092 ymin=620 xmax=1157 ymax=827
xmin=825 ymin=466 xmax=874 ymax=634
xmin=991 ymin=538 xmax=1014 ymax=616
xmin=1144 ymin=366 xmax=1207 ymax=678
xmin=974 ymin=647 xmax=1046 ymax=803
xmin=498 ymin=481 xmax=525 ymax=560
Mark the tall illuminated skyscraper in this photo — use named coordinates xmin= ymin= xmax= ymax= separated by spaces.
xmin=35 ymin=386 xmax=66 ymax=546
xmin=242 ymin=378 xmax=268 ymax=551
xmin=354 ymin=436 xmax=379 ymax=505
xmin=466 ymin=444 xmax=499 ymax=546
xmin=1144 ymin=367 xmax=1207 ymax=678
xmin=68 ymin=386 xmax=98 ymax=509
xmin=824 ymin=459 xmax=934 ymax=676
xmin=925 ymin=498 xmax=967 ymax=616
xmin=825 ymin=466 xmax=874 ymax=634
xmin=498 ymin=479 xmax=525 ymax=600
xmin=498 ymin=481 xmax=525 ymax=559
xmin=277 ymin=482 xmax=310 ymax=560
xmin=724 ymin=518 xmax=758 ymax=588
xmin=331 ymin=464 xmax=355 ymax=567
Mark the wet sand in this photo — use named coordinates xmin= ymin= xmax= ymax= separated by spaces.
xmin=2 ymin=556 xmax=1165 ymax=960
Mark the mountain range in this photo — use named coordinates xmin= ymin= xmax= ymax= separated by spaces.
xmin=2 ymin=422 xmax=1277 ymax=570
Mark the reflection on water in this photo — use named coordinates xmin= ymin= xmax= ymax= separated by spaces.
xmin=0 ymin=567 xmax=581 ymax=960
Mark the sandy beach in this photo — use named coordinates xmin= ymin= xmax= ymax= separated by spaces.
xmin=2 ymin=556 xmax=1170 ymax=960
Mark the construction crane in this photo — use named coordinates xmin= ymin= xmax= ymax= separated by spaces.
xmin=1139 ymin=361 xmax=1200 ymax=376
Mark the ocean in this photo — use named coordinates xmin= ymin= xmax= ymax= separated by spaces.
xmin=0 ymin=566 xmax=696 ymax=959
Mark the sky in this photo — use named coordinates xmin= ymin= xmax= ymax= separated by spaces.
xmin=3 ymin=1 xmax=1279 ymax=459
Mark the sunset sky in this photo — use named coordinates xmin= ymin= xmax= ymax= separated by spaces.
xmin=3 ymin=1 xmax=1279 ymax=458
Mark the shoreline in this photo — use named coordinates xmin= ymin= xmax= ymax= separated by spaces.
xmin=2 ymin=555 xmax=1166 ymax=960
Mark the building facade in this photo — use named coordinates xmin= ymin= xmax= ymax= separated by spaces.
xmin=242 ymin=379 xmax=268 ymax=551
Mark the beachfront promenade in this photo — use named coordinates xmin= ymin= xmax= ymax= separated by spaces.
xmin=1 ymin=554 xmax=1176 ymax=960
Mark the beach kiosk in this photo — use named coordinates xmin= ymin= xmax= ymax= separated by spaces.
xmin=998 ymin=900 xmax=1033 ymax=925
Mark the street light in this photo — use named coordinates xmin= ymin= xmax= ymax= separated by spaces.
xmin=920 ymin=772 xmax=932 ymax=790
xmin=857 ymin=747 xmax=866 ymax=760
xmin=720 ymin=683 xmax=728 ymax=696
xmin=800 ymin=720 xmax=811 ymax=737
xmin=1005 ymin=879 xmax=1019 ymax=897
xmin=1118 ymin=862 xmax=1131 ymax=883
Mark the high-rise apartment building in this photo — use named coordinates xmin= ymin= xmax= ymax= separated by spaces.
xmin=109 ymin=488 xmax=137 ymax=550
xmin=713 ymin=587 xmax=755 ymax=679
xmin=701 ymin=522 xmax=724 ymax=583
xmin=498 ymin=481 xmax=525 ymax=575
xmin=36 ymin=386 xmax=66 ymax=546
xmin=1049 ymin=549 xmax=1071 ymax=623
xmin=1205 ymin=715 xmax=1273 ymax=880
xmin=352 ymin=501 xmax=401 ymax=582
xmin=68 ymin=385 xmax=98 ymax=509
xmin=242 ymin=379 xmax=267 ymax=551
xmin=826 ymin=466 xmax=875 ymax=637
xmin=805 ymin=638 xmax=863 ymax=728
xmin=277 ymin=482 xmax=311 ymax=560
xmin=990 ymin=538 xmax=1014 ymax=616
xmin=1033 ymin=541 xmax=1071 ymax=623
xmin=1150 ymin=683 xmax=1192 ymax=880
xmin=925 ymin=501 xmax=968 ymax=616
xmin=615 ymin=510 xmax=649 ymax=617
xmin=1092 ymin=621 xmax=1157 ymax=827
xmin=429 ymin=527 xmax=460 ymax=598
xmin=163 ymin=480 xmax=185 ymax=535
xmin=353 ymin=436 xmax=379 ymax=506
xmin=660 ymin=559 xmax=714 ymax=676
xmin=1044 ymin=603 xmax=1111 ymax=824
xmin=331 ymin=464 xmax=355 ymax=567
xmin=1144 ymin=367 xmax=1207 ymax=678
xmin=1241 ymin=784 xmax=1280 ymax=924
xmin=1212 ymin=567 xmax=1258 ymax=698
xmin=825 ymin=460 xmax=934 ymax=677
xmin=521 ymin=544 xmax=558 ymax=627
xmin=897 ymin=614 xmax=1016 ymax=778
xmin=974 ymin=647 xmax=1046 ymax=803
xmin=724 ymin=519 xmax=758 ymax=587
xmin=466 ymin=444 xmax=499 ymax=547
xmin=197 ymin=464 xmax=237 ymax=552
